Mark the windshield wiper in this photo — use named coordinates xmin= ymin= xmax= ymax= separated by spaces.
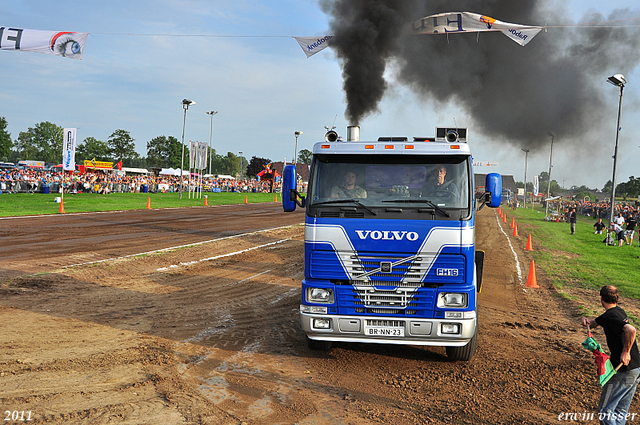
xmin=382 ymin=199 xmax=450 ymax=217
xmin=312 ymin=199 xmax=377 ymax=215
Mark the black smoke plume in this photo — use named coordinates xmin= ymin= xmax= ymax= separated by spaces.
xmin=320 ymin=0 xmax=640 ymax=151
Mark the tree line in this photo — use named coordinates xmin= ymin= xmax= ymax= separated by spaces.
xmin=0 ymin=117 xmax=313 ymax=178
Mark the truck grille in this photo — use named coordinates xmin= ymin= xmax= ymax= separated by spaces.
xmin=352 ymin=286 xmax=418 ymax=308
xmin=336 ymin=284 xmax=437 ymax=317
xmin=346 ymin=254 xmax=426 ymax=281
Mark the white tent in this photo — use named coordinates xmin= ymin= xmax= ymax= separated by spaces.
xmin=159 ymin=168 xmax=189 ymax=176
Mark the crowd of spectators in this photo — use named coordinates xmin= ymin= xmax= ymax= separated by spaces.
xmin=0 ymin=167 xmax=292 ymax=194
xmin=557 ymin=199 xmax=640 ymax=247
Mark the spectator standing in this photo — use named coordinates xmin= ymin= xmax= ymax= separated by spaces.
xmin=570 ymin=208 xmax=577 ymax=235
xmin=625 ymin=214 xmax=636 ymax=246
xmin=581 ymin=285 xmax=640 ymax=425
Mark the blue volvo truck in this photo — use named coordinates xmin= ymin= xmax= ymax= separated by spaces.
xmin=283 ymin=126 xmax=501 ymax=361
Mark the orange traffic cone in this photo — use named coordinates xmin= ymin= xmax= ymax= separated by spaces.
xmin=59 ymin=198 xmax=65 ymax=214
xmin=525 ymin=234 xmax=533 ymax=251
xmin=204 ymin=195 xmax=208 ymax=206
xmin=146 ymin=197 xmax=151 ymax=209
xmin=498 ymin=207 xmax=502 ymax=216
xmin=244 ymin=194 xmax=248 ymax=204
xmin=525 ymin=259 xmax=540 ymax=288
xmin=274 ymin=194 xmax=278 ymax=202
xmin=510 ymin=217 xmax=515 ymax=228
xmin=513 ymin=224 xmax=519 ymax=237
xmin=502 ymin=213 xmax=507 ymax=223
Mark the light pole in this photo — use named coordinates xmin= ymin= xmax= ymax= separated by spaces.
xmin=206 ymin=111 xmax=218 ymax=176
xmin=180 ymin=99 xmax=196 ymax=199
xmin=521 ymin=148 xmax=529 ymax=208
xmin=607 ymin=73 xmax=626 ymax=228
xmin=544 ymin=132 xmax=555 ymax=219
xmin=294 ymin=131 xmax=303 ymax=164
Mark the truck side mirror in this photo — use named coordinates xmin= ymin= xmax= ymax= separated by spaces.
xmin=485 ymin=173 xmax=502 ymax=208
xmin=282 ymin=165 xmax=305 ymax=211
xmin=477 ymin=173 xmax=501 ymax=210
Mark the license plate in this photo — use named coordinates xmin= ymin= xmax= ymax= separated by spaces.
xmin=364 ymin=326 xmax=405 ymax=337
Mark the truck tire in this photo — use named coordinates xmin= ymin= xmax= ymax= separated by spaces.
xmin=306 ymin=335 xmax=332 ymax=350
xmin=446 ymin=325 xmax=478 ymax=361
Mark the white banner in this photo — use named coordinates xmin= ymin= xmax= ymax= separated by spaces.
xmin=410 ymin=12 xmax=542 ymax=46
xmin=533 ymin=175 xmax=539 ymax=196
xmin=198 ymin=142 xmax=208 ymax=170
xmin=189 ymin=141 xmax=196 ymax=170
xmin=294 ymin=36 xmax=333 ymax=58
xmin=0 ymin=27 xmax=88 ymax=59
xmin=62 ymin=128 xmax=77 ymax=171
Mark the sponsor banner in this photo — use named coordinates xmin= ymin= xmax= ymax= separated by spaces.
xmin=84 ymin=159 xmax=113 ymax=169
xmin=533 ymin=175 xmax=539 ymax=196
xmin=189 ymin=141 xmax=208 ymax=170
xmin=0 ymin=27 xmax=89 ymax=59
xmin=410 ymin=12 xmax=542 ymax=46
xmin=190 ymin=141 xmax=196 ymax=169
xmin=62 ymin=128 xmax=77 ymax=171
xmin=294 ymin=36 xmax=333 ymax=58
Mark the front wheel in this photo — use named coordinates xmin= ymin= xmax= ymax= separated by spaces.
xmin=306 ymin=335 xmax=332 ymax=350
xmin=445 ymin=326 xmax=478 ymax=361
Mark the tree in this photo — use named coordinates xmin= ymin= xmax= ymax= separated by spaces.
xmin=15 ymin=121 xmax=63 ymax=162
xmin=146 ymin=135 xmax=181 ymax=168
xmin=218 ymin=152 xmax=240 ymax=176
xmin=616 ymin=176 xmax=640 ymax=200
xmin=246 ymin=156 xmax=271 ymax=178
xmin=602 ymin=180 xmax=613 ymax=193
xmin=297 ymin=149 xmax=312 ymax=165
xmin=0 ymin=117 xmax=12 ymax=160
xmin=77 ymin=137 xmax=110 ymax=162
xmin=107 ymin=129 xmax=139 ymax=162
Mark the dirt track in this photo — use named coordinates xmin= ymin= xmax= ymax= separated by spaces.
xmin=0 ymin=204 xmax=635 ymax=424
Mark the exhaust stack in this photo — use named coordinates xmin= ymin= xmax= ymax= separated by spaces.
xmin=347 ymin=125 xmax=360 ymax=142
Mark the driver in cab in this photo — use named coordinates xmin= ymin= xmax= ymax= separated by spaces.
xmin=330 ymin=171 xmax=367 ymax=199
xmin=422 ymin=165 xmax=459 ymax=198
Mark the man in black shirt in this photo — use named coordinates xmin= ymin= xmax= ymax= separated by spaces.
xmin=570 ymin=208 xmax=577 ymax=235
xmin=625 ymin=215 xmax=636 ymax=246
xmin=582 ymin=285 xmax=640 ymax=424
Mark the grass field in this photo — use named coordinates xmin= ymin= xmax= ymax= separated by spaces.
xmin=508 ymin=205 xmax=640 ymax=304
xmin=0 ymin=192 xmax=281 ymax=216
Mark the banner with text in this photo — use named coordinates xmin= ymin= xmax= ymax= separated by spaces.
xmin=62 ymin=128 xmax=77 ymax=171
xmin=294 ymin=36 xmax=333 ymax=58
xmin=409 ymin=12 xmax=542 ymax=46
xmin=1 ymin=27 xmax=88 ymax=59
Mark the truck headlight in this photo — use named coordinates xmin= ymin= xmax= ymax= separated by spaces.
xmin=313 ymin=318 xmax=332 ymax=329
xmin=441 ymin=323 xmax=461 ymax=334
xmin=438 ymin=293 xmax=468 ymax=308
xmin=307 ymin=288 xmax=334 ymax=304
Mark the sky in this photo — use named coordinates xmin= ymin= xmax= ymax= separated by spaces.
xmin=1 ymin=0 xmax=639 ymax=190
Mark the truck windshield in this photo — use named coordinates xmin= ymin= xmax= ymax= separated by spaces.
xmin=308 ymin=154 xmax=470 ymax=210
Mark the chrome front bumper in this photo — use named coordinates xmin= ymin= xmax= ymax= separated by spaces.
xmin=300 ymin=310 xmax=476 ymax=346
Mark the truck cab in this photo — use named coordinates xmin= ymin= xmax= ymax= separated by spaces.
xmin=283 ymin=127 xmax=501 ymax=360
